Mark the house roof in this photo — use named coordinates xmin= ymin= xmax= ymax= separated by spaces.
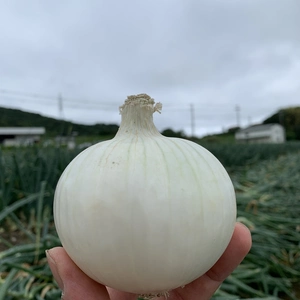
xmin=0 ymin=127 xmax=46 ymax=135
xmin=237 ymin=123 xmax=281 ymax=134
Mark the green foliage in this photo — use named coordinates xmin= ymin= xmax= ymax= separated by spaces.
xmin=0 ymin=180 xmax=61 ymax=299
xmin=202 ymin=142 xmax=300 ymax=168
xmin=161 ymin=128 xmax=186 ymax=138
xmin=263 ymin=107 xmax=300 ymax=140
xmin=0 ymin=147 xmax=80 ymax=214
xmin=224 ymin=153 xmax=300 ymax=300
xmin=198 ymin=132 xmax=235 ymax=144
xmin=0 ymin=145 xmax=300 ymax=299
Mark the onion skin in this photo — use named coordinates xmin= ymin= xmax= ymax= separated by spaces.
xmin=54 ymin=94 xmax=236 ymax=295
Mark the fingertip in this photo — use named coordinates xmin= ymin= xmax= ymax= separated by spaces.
xmin=205 ymin=222 xmax=252 ymax=282
xmin=46 ymin=248 xmax=64 ymax=290
xmin=46 ymin=247 xmax=110 ymax=300
xmin=234 ymin=222 xmax=252 ymax=254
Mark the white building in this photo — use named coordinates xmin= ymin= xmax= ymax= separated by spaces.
xmin=235 ymin=124 xmax=285 ymax=144
xmin=0 ymin=127 xmax=46 ymax=146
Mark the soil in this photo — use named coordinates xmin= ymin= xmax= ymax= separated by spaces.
xmin=0 ymin=228 xmax=30 ymax=251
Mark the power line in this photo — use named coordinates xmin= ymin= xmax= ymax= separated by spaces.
xmin=0 ymin=95 xmax=241 ymax=116
xmin=0 ymin=96 xmax=239 ymax=116
xmin=0 ymin=95 xmax=54 ymax=106
xmin=0 ymin=88 xmax=117 ymax=108
xmin=0 ymin=94 xmax=117 ymax=110
xmin=0 ymin=88 xmax=243 ymax=121
xmin=0 ymin=88 xmax=55 ymax=100
xmin=0 ymin=88 xmax=237 ymax=111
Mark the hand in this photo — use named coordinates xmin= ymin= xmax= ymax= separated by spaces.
xmin=46 ymin=222 xmax=251 ymax=300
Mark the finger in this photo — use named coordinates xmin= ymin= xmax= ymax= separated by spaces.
xmin=46 ymin=247 xmax=111 ymax=300
xmin=168 ymin=222 xmax=252 ymax=300
xmin=206 ymin=222 xmax=252 ymax=282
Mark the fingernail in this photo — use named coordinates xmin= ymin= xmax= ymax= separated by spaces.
xmin=46 ymin=250 xmax=64 ymax=290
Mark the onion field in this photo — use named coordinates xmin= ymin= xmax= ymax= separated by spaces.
xmin=0 ymin=143 xmax=299 ymax=300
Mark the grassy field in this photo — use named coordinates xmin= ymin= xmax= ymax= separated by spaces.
xmin=0 ymin=142 xmax=300 ymax=299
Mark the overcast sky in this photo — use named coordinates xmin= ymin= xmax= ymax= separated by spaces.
xmin=0 ymin=0 xmax=299 ymax=136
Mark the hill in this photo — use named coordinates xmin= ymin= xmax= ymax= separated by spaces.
xmin=1 ymin=105 xmax=300 ymax=142
xmin=0 ymin=106 xmax=119 ymax=137
xmin=263 ymin=106 xmax=300 ymax=140
xmin=199 ymin=106 xmax=300 ymax=143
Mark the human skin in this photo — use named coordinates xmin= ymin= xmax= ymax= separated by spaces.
xmin=46 ymin=222 xmax=252 ymax=300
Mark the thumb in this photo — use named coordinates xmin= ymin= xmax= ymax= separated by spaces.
xmin=46 ymin=247 xmax=110 ymax=300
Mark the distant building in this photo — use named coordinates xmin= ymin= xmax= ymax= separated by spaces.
xmin=235 ymin=124 xmax=285 ymax=144
xmin=0 ymin=127 xmax=46 ymax=146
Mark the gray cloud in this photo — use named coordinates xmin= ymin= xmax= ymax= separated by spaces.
xmin=0 ymin=0 xmax=299 ymax=136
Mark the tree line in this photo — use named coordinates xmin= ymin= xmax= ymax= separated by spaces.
xmin=1 ymin=105 xmax=300 ymax=140
xmin=0 ymin=107 xmax=119 ymax=137
xmin=263 ymin=106 xmax=300 ymax=140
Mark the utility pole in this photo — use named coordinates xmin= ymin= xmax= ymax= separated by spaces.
xmin=248 ymin=116 xmax=252 ymax=126
xmin=58 ymin=93 xmax=65 ymax=141
xmin=58 ymin=93 xmax=63 ymax=120
xmin=190 ymin=103 xmax=195 ymax=137
xmin=235 ymin=105 xmax=240 ymax=128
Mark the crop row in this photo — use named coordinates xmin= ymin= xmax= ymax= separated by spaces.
xmin=0 ymin=143 xmax=300 ymax=299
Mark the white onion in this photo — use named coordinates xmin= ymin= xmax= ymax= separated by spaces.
xmin=54 ymin=94 xmax=236 ymax=297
